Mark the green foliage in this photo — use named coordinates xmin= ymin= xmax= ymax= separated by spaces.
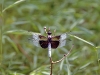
xmin=1 ymin=0 xmax=100 ymax=75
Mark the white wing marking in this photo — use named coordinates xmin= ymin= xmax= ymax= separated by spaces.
xmin=59 ymin=33 xmax=67 ymax=47
xmin=32 ymin=33 xmax=40 ymax=47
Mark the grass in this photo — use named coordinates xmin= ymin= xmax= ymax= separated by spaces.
xmin=0 ymin=0 xmax=100 ymax=75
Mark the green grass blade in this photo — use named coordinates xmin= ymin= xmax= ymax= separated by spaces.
xmin=69 ymin=34 xmax=95 ymax=47
xmin=4 ymin=30 xmax=40 ymax=35
xmin=2 ymin=0 xmax=25 ymax=12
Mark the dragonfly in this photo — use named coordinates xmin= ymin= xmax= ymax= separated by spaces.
xmin=32 ymin=27 xmax=67 ymax=57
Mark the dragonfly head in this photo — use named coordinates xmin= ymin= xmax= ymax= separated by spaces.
xmin=47 ymin=30 xmax=52 ymax=35
xmin=44 ymin=27 xmax=52 ymax=35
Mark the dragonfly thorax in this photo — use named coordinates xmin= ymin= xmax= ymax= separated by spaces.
xmin=48 ymin=35 xmax=52 ymax=43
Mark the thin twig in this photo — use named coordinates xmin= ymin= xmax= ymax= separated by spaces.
xmin=49 ymin=45 xmax=74 ymax=75
xmin=50 ymin=57 xmax=53 ymax=75
xmin=52 ymin=45 xmax=74 ymax=64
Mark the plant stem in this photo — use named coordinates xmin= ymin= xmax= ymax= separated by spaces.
xmin=50 ymin=57 xmax=52 ymax=75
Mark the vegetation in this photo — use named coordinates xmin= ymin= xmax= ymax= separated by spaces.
xmin=0 ymin=0 xmax=100 ymax=75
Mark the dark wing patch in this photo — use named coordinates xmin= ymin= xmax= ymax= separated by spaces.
xmin=51 ymin=35 xmax=60 ymax=49
xmin=39 ymin=40 xmax=48 ymax=48
xmin=51 ymin=41 xmax=59 ymax=49
xmin=39 ymin=35 xmax=48 ymax=48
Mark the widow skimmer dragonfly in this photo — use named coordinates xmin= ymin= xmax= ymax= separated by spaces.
xmin=32 ymin=27 xmax=67 ymax=57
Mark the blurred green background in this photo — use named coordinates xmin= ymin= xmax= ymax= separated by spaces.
xmin=0 ymin=0 xmax=100 ymax=75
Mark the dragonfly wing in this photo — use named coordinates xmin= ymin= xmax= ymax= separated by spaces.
xmin=59 ymin=40 xmax=66 ymax=47
xmin=59 ymin=33 xmax=67 ymax=47
xmin=60 ymin=33 xmax=67 ymax=40
xmin=39 ymin=40 xmax=48 ymax=48
xmin=32 ymin=33 xmax=40 ymax=47
xmin=51 ymin=33 xmax=67 ymax=48
xmin=51 ymin=35 xmax=60 ymax=48
xmin=39 ymin=35 xmax=48 ymax=48
xmin=51 ymin=41 xmax=59 ymax=49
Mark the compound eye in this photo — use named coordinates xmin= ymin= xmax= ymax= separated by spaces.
xmin=48 ymin=32 xmax=52 ymax=35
